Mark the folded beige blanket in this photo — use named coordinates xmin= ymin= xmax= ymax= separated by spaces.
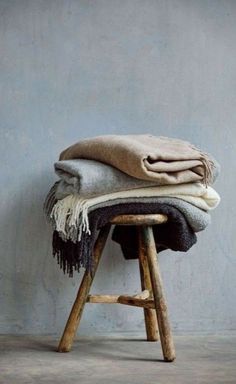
xmin=60 ymin=134 xmax=215 ymax=186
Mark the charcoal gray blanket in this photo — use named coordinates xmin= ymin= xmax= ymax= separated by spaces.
xmin=52 ymin=202 xmax=197 ymax=276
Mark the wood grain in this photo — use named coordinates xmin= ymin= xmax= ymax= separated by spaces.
xmin=138 ymin=227 xmax=159 ymax=341
xmin=87 ymin=291 xmax=155 ymax=309
xmin=57 ymin=224 xmax=111 ymax=353
xmin=110 ymin=214 xmax=167 ymax=226
xmin=142 ymin=225 xmax=176 ymax=361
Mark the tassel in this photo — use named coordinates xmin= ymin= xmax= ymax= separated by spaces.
xmin=49 ymin=194 xmax=91 ymax=242
xmin=199 ymin=154 xmax=214 ymax=187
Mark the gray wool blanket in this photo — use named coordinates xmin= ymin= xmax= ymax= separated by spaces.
xmin=54 ymin=158 xmax=220 ymax=200
xmin=45 ymin=157 xmax=220 ymax=244
xmin=55 ymin=159 xmax=164 ymax=198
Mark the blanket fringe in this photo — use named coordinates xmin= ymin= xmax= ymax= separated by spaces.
xmin=52 ymin=229 xmax=94 ymax=277
xmin=200 ymin=155 xmax=213 ymax=187
xmin=158 ymin=136 xmax=215 ymax=186
xmin=189 ymin=143 xmax=214 ymax=187
xmin=50 ymin=194 xmax=91 ymax=243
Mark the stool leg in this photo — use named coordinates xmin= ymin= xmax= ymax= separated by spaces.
xmin=58 ymin=224 xmax=111 ymax=352
xmin=138 ymin=228 xmax=159 ymax=341
xmin=142 ymin=226 xmax=176 ymax=362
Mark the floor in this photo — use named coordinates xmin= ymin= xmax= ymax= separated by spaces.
xmin=0 ymin=335 xmax=235 ymax=384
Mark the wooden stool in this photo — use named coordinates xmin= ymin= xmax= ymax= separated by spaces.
xmin=57 ymin=214 xmax=176 ymax=362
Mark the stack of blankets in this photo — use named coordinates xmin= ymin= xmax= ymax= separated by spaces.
xmin=44 ymin=134 xmax=220 ymax=276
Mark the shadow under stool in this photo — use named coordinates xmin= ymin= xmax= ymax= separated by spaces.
xmin=57 ymin=214 xmax=176 ymax=362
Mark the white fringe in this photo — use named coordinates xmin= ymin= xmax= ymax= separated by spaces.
xmin=50 ymin=195 xmax=91 ymax=243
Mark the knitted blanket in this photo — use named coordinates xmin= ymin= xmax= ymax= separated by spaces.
xmin=52 ymin=202 xmax=197 ymax=276
xmin=44 ymin=183 xmax=211 ymax=234
xmin=45 ymin=182 xmax=220 ymax=243
xmin=59 ymin=134 xmax=217 ymax=186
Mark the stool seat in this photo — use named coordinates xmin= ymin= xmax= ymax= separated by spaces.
xmin=110 ymin=213 xmax=168 ymax=225
xmin=57 ymin=213 xmax=176 ymax=362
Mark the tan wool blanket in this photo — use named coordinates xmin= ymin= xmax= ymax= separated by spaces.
xmin=60 ymin=134 xmax=215 ymax=186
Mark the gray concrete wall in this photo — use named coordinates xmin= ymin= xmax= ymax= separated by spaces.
xmin=0 ymin=0 xmax=235 ymax=335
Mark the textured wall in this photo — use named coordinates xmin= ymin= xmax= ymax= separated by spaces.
xmin=0 ymin=0 xmax=235 ymax=335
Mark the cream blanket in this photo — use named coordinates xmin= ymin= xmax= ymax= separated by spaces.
xmin=60 ymin=134 xmax=216 ymax=186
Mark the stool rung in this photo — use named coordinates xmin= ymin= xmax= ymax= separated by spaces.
xmin=118 ymin=296 xmax=155 ymax=309
xmin=87 ymin=294 xmax=119 ymax=303
xmin=87 ymin=290 xmax=155 ymax=309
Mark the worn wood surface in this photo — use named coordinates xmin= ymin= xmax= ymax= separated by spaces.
xmin=87 ymin=290 xmax=150 ymax=303
xmin=57 ymin=224 xmax=111 ymax=353
xmin=118 ymin=290 xmax=153 ymax=308
xmin=110 ymin=214 xmax=168 ymax=226
xmin=87 ymin=294 xmax=120 ymax=303
xmin=87 ymin=290 xmax=155 ymax=308
xmin=138 ymin=227 xmax=159 ymax=341
xmin=87 ymin=295 xmax=155 ymax=309
xmin=118 ymin=296 xmax=155 ymax=309
xmin=142 ymin=225 xmax=176 ymax=362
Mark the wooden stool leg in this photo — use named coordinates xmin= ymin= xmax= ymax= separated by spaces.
xmin=142 ymin=226 xmax=176 ymax=362
xmin=58 ymin=224 xmax=111 ymax=352
xmin=138 ymin=228 xmax=159 ymax=341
